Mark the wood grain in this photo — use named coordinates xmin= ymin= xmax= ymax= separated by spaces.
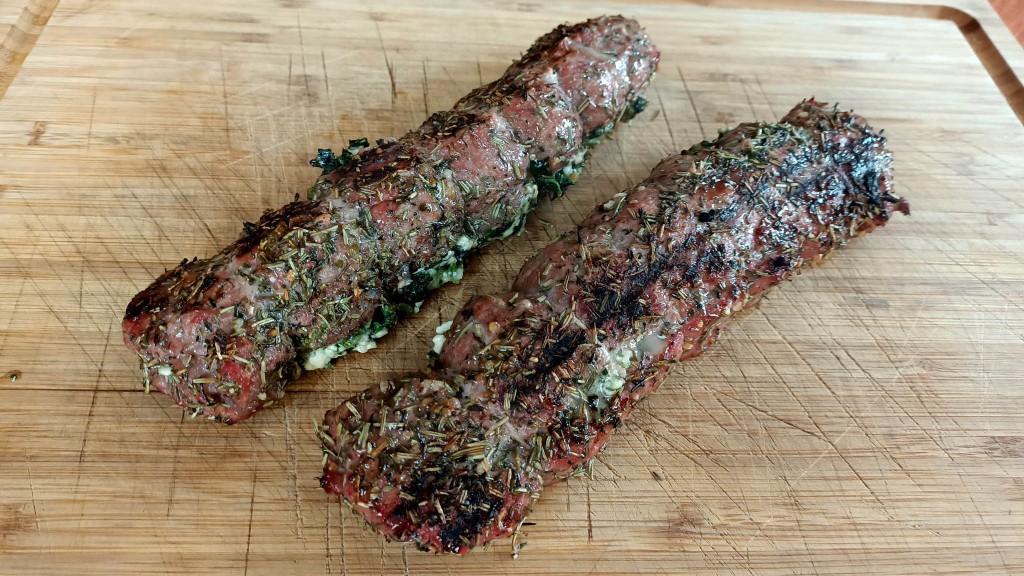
xmin=1 ymin=0 xmax=1023 ymax=574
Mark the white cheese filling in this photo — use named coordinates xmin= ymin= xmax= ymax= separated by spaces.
xmin=494 ymin=182 xmax=540 ymax=240
xmin=587 ymin=344 xmax=634 ymax=401
xmin=456 ymin=235 xmax=477 ymax=251
xmin=413 ymin=250 xmax=465 ymax=291
xmin=303 ymin=325 xmax=389 ymax=371
xmin=564 ymin=149 xmax=587 ymax=173
xmin=432 ymin=320 xmax=453 ymax=355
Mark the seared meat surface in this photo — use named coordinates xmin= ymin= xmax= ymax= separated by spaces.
xmin=123 ymin=16 xmax=658 ymax=423
xmin=319 ymin=100 xmax=909 ymax=554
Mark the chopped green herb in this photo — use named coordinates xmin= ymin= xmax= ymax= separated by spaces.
xmin=309 ymin=138 xmax=371 ymax=175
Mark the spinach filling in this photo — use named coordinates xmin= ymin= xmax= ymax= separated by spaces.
xmin=309 ymin=138 xmax=370 ymax=175
xmin=302 ymin=95 xmax=647 ymax=368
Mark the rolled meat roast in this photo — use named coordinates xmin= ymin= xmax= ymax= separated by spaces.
xmin=318 ymin=100 xmax=909 ymax=554
xmin=123 ymin=16 xmax=659 ymax=423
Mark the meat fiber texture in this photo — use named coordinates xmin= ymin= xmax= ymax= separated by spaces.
xmin=122 ymin=16 xmax=659 ymax=423
xmin=319 ymin=100 xmax=909 ymax=554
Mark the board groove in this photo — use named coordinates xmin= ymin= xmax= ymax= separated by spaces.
xmin=0 ymin=0 xmax=60 ymax=99
xmin=2 ymin=0 xmax=1021 ymax=123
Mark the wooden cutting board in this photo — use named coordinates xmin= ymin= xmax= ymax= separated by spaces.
xmin=1 ymin=0 xmax=1023 ymax=574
